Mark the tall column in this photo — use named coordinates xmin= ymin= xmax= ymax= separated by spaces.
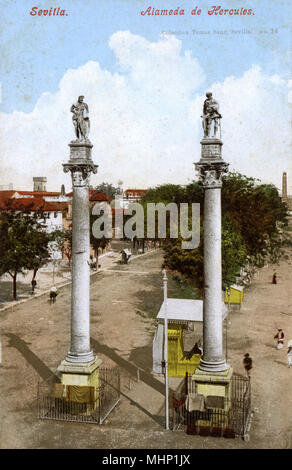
xmin=195 ymin=144 xmax=229 ymax=372
xmin=192 ymin=92 xmax=232 ymax=404
xmin=63 ymin=141 xmax=97 ymax=363
xmin=57 ymin=96 xmax=102 ymax=386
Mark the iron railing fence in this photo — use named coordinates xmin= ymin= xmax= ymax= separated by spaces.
xmin=172 ymin=372 xmax=251 ymax=440
xmin=37 ymin=366 xmax=120 ymax=425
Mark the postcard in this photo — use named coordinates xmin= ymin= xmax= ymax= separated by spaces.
xmin=0 ymin=0 xmax=291 ymax=452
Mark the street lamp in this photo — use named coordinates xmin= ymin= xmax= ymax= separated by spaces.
xmin=162 ymin=269 xmax=169 ymax=430
xmin=226 ymin=287 xmax=231 ymax=361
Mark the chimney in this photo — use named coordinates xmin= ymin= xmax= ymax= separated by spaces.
xmin=282 ymin=172 xmax=288 ymax=202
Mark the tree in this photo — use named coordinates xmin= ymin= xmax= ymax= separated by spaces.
xmin=0 ymin=209 xmax=52 ymax=300
xmin=141 ymin=184 xmax=186 ymax=205
xmin=90 ymin=207 xmax=112 ymax=265
xmin=221 ymin=216 xmax=247 ymax=288
xmin=93 ymin=182 xmax=120 ymax=200
xmin=141 ymin=173 xmax=289 ymax=289
xmin=53 ymin=229 xmax=73 ymax=267
xmin=221 ymin=173 xmax=288 ymax=264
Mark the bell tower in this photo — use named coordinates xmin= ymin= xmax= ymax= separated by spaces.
xmin=33 ymin=176 xmax=47 ymax=192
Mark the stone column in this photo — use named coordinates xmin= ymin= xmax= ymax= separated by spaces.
xmin=58 ymin=140 xmax=102 ymax=382
xmin=196 ymin=138 xmax=229 ymax=372
xmin=196 ymin=139 xmax=229 ymax=372
xmin=192 ymin=138 xmax=232 ymax=405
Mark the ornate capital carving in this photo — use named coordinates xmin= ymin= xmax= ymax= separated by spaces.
xmin=195 ymin=161 xmax=229 ymax=188
xmin=63 ymin=162 xmax=98 ymax=187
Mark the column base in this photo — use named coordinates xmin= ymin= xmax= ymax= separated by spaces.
xmin=191 ymin=367 xmax=233 ymax=410
xmin=57 ymin=356 xmax=102 ymax=388
xmin=65 ymin=350 xmax=95 ymax=364
xmin=198 ymin=358 xmax=230 ymax=373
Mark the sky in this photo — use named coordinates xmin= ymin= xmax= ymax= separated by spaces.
xmin=0 ymin=0 xmax=291 ymax=193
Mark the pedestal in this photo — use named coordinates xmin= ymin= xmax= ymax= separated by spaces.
xmin=192 ymin=367 xmax=233 ymax=410
xmin=57 ymin=357 xmax=102 ymax=414
xmin=57 ymin=357 xmax=102 ymax=387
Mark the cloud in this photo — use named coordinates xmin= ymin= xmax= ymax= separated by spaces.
xmin=206 ymin=66 xmax=292 ymax=191
xmin=0 ymin=31 xmax=291 ymax=194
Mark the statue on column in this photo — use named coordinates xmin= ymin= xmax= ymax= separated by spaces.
xmin=202 ymin=92 xmax=222 ymax=138
xmin=70 ymin=96 xmax=90 ymax=141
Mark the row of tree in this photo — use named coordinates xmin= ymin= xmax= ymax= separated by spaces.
xmin=0 ymin=208 xmax=55 ymax=300
xmin=0 ymin=197 xmax=113 ymax=301
xmin=140 ymin=172 xmax=290 ymax=289
xmin=0 ymin=172 xmax=289 ymax=300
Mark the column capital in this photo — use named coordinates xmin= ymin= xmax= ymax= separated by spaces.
xmin=195 ymin=160 xmax=229 ymax=188
xmin=63 ymin=162 xmax=98 ymax=187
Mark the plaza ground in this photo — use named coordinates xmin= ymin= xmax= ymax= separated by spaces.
xmin=0 ymin=242 xmax=292 ymax=449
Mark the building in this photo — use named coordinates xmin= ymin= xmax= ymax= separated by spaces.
xmin=121 ymin=188 xmax=147 ymax=209
xmin=0 ymin=183 xmax=13 ymax=190
xmin=124 ymin=188 xmax=147 ymax=201
xmin=0 ymin=178 xmax=111 ymax=260
xmin=65 ymin=189 xmax=111 ymax=226
xmin=33 ymin=177 xmax=47 ymax=192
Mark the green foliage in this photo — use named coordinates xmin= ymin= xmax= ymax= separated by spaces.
xmin=222 ymin=173 xmax=288 ymax=259
xmin=0 ymin=208 xmax=52 ymax=300
xmin=221 ymin=216 xmax=247 ymax=288
xmin=163 ymin=220 xmax=204 ymax=288
xmin=142 ymin=184 xmax=186 ymax=204
xmin=90 ymin=208 xmax=112 ymax=259
xmin=93 ymin=182 xmax=120 ymax=200
xmin=141 ymin=183 xmax=204 ymax=206
xmin=143 ymin=172 xmax=289 ymax=289
xmin=52 ymin=228 xmax=72 ymax=265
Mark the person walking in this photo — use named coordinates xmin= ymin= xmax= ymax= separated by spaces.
xmin=49 ymin=285 xmax=58 ymax=304
xmin=287 ymin=345 xmax=292 ymax=368
xmin=31 ymin=279 xmax=37 ymax=294
xmin=274 ymin=328 xmax=284 ymax=349
xmin=243 ymin=353 xmax=253 ymax=377
xmin=272 ymin=272 xmax=277 ymax=284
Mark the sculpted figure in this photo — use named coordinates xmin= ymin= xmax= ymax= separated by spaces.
xmin=71 ymin=96 xmax=90 ymax=141
xmin=202 ymin=92 xmax=222 ymax=138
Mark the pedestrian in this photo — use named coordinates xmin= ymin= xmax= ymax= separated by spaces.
xmin=243 ymin=353 xmax=252 ymax=377
xmin=272 ymin=272 xmax=277 ymax=284
xmin=287 ymin=346 xmax=292 ymax=368
xmin=274 ymin=328 xmax=284 ymax=349
xmin=49 ymin=285 xmax=58 ymax=303
xmin=31 ymin=279 xmax=37 ymax=294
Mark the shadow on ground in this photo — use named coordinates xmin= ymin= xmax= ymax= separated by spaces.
xmin=3 ymin=333 xmax=167 ymax=428
xmin=91 ymin=337 xmax=172 ymax=397
xmin=128 ymin=345 xmax=153 ymax=373
xmin=5 ymin=333 xmax=55 ymax=381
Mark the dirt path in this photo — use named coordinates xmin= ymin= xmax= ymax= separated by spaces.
xmin=0 ymin=247 xmax=292 ymax=448
xmin=228 ymin=258 xmax=292 ymax=448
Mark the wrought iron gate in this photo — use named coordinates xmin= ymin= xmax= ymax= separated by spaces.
xmin=172 ymin=372 xmax=252 ymax=440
